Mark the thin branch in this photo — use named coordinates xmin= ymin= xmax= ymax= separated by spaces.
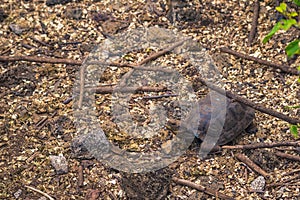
xmin=283 ymin=168 xmax=300 ymax=176
xmin=30 ymin=36 xmax=52 ymax=47
xmin=142 ymin=93 xmax=178 ymax=100
xmin=0 ymin=47 xmax=12 ymax=55
xmin=77 ymin=164 xmax=84 ymax=187
xmin=195 ymin=77 xmax=300 ymax=125
xmin=86 ymin=61 xmax=174 ymax=73
xmin=172 ymin=177 xmax=235 ymax=200
xmin=248 ymin=0 xmax=260 ymax=46
xmin=0 ymin=55 xmax=82 ymax=65
xmin=25 ymin=185 xmax=55 ymax=200
xmin=117 ymin=37 xmax=190 ymax=87
xmin=220 ymin=47 xmax=299 ymax=75
xmin=87 ymin=85 xmax=168 ymax=94
xmin=138 ymin=37 xmax=191 ymax=65
xmin=78 ymin=65 xmax=86 ymax=109
xmin=274 ymin=151 xmax=300 ymax=162
xmin=2 ymin=43 xmax=299 ymax=125
xmin=35 ymin=116 xmax=48 ymax=128
xmin=235 ymin=153 xmax=269 ymax=178
xmin=0 ymin=55 xmax=174 ymax=74
xmin=222 ymin=141 xmax=300 ymax=150
xmin=267 ymin=182 xmax=300 ymax=188
xmin=267 ymin=174 xmax=300 ymax=188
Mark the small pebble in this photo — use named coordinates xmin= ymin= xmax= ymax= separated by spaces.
xmin=49 ymin=154 xmax=68 ymax=175
xmin=14 ymin=189 xmax=22 ymax=198
xmin=9 ymin=24 xmax=24 ymax=35
xmin=250 ymin=176 xmax=265 ymax=192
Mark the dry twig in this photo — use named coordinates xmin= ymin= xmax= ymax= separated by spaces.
xmin=117 ymin=37 xmax=190 ymax=87
xmin=78 ymin=65 xmax=86 ymax=108
xmin=248 ymin=0 xmax=260 ymax=46
xmin=25 ymin=185 xmax=55 ymax=200
xmin=283 ymin=168 xmax=300 ymax=176
xmin=2 ymin=42 xmax=299 ymax=124
xmin=87 ymin=85 xmax=168 ymax=94
xmin=274 ymin=151 xmax=300 ymax=162
xmin=77 ymin=164 xmax=84 ymax=188
xmin=172 ymin=177 xmax=235 ymax=200
xmin=142 ymin=93 xmax=178 ymax=100
xmin=0 ymin=55 xmax=82 ymax=65
xmin=222 ymin=141 xmax=300 ymax=150
xmin=0 ymin=47 xmax=12 ymax=55
xmin=220 ymin=47 xmax=299 ymax=75
xmin=267 ymin=174 xmax=300 ymax=188
xmin=235 ymin=153 xmax=269 ymax=177
xmin=30 ymin=36 xmax=51 ymax=47
xmin=78 ymin=38 xmax=189 ymax=107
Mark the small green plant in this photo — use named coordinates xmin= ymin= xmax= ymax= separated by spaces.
xmin=263 ymin=1 xmax=300 ymax=58
xmin=263 ymin=0 xmax=300 ymax=137
xmin=290 ymin=124 xmax=299 ymax=138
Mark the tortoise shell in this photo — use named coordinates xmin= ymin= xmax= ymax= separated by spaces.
xmin=195 ymin=95 xmax=256 ymax=145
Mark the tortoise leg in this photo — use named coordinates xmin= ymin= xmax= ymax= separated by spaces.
xmin=245 ymin=121 xmax=258 ymax=134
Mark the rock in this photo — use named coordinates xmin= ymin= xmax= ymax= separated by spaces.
xmin=49 ymin=154 xmax=68 ymax=175
xmin=9 ymin=24 xmax=25 ymax=35
xmin=13 ymin=189 xmax=22 ymax=198
xmin=250 ymin=176 xmax=265 ymax=192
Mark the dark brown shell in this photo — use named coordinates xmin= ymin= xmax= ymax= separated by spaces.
xmin=195 ymin=95 xmax=256 ymax=145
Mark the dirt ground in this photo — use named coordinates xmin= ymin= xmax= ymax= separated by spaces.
xmin=0 ymin=0 xmax=299 ymax=199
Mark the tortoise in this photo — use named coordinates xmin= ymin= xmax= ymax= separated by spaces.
xmin=194 ymin=94 xmax=257 ymax=146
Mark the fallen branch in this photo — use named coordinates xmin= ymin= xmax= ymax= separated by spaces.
xmin=30 ymin=36 xmax=52 ymax=47
xmin=0 ymin=55 xmax=82 ymax=65
xmin=117 ymin=37 xmax=190 ymax=87
xmin=267 ymin=182 xmax=300 ymax=188
xmin=195 ymin=77 xmax=300 ymax=125
xmin=235 ymin=153 xmax=269 ymax=178
xmin=142 ymin=93 xmax=178 ymax=100
xmin=283 ymin=168 xmax=300 ymax=176
xmin=78 ymin=65 xmax=86 ymax=108
xmin=77 ymin=164 xmax=84 ymax=188
xmin=2 ymin=44 xmax=299 ymax=125
xmin=0 ymin=47 xmax=12 ymax=55
xmin=220 ymin=47 xmax=299 ymax=75
xmin=172 ymin=177 xmax=234 ymax=200
xmin=248 ymin=0 xmax=260 ymax=46
xmin=139 ymin=37 xmax=192 ymax=65
xmin=267 ymin=174 xmax=300 ymax=188
xmin=86 ymin=61 xmax=174 ymax=73
xmin=0 ymin=54 xmax=174 ymax=74
xmin=222 ymin=141 xmax=300 ymax=150
xmin=274 ymin=151 xmax=300 ymax=162
xmin=25 ymin=185 xmax=55 ymax=200
xmin=35 ymin=111 xmax=57 ymax=131
xmin=86 ymin=85 xmax=168 ymax=94
xmin=78 ymin=38 xmax=189 ymax=107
